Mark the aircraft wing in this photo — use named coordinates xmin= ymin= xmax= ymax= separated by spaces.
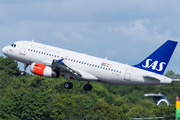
xmin=52 ymin=59 xmax=98 ymax=80
xmin=52 ymin=59 xmax=81 ymax=76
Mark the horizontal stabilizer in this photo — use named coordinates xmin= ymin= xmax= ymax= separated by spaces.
xmin=172 ymin=79 xmax=180 ymax=81
xmin=143 ymin=75 xmax=160 ymax=81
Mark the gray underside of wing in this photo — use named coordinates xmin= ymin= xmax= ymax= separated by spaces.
xmin=52 ymin=60 xmax=82 ymax=76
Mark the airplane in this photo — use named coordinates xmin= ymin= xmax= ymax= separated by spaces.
xmin=2 ymin=40 xmax=178 ymax=91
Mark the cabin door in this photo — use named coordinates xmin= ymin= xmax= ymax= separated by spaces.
xmin=20 ymin=43 xmax=29 ymax=55
xmin=124 ymin=68 xmax=133 ymax=81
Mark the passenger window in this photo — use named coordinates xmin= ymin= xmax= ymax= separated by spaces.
xmin=111 ymin=69 xmax=113 ymax=71
xmin=84 ymin=63 xmax=86 ymax=65
xmin=82 ymin=62 xmax=83 ymax=64
xmin=87 ymin=63 xmax=89 ymax=65
xmin=90 ymin=64 xmax=91 ymax=66
xmin=14 ymin=44 xmax=16 ymax=47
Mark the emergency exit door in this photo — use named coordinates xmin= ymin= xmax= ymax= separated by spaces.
xmin=124 ymin=68 xmax=133 ymax=81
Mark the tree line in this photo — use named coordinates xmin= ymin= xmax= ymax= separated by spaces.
xmin=0 ymin=56 xmax=179 ymax=119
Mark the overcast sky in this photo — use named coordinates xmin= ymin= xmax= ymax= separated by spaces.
xmin=0 ymin=0 xmax=180 ymax=74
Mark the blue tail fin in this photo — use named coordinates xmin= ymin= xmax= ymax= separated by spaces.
xmin=133 ymin=40 xmax=178 ymax=75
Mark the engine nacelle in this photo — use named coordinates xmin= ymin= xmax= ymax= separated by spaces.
xmin=30 ymin=63 xmax=60 ymax=78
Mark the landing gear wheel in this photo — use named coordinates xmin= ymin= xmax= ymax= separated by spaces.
xmin=21 ymin=63 xmax=29 ymax=76
xmin=84 ymin=84 xmax=92 ymax=91
xmin=64 ymin=82 xmax=73 ymax=89
xmin=21 ymin=71 xmax=26 ymax=76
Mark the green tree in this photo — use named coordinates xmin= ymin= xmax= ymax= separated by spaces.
xmin=0 ymin=56 xmax=179 ymax=120
xmin=82 ymin=92 xmax=98 ymax=113
xmin=0 ymin=57 xmax=20 ymax=76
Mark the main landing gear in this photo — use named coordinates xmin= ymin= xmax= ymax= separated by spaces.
xmin=64 ymin=82 xmax=73 ymax=89
xmin=21 ymin=63 xmax=29 ymax=76
xmin=64 ymin=81 xmax=92 ymax=91
xmin=83 ymin=82 xmax=92 ymax=91
xmin=63 ymin=73 xmax=92 ymax=91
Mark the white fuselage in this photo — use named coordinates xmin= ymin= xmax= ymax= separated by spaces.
xmin=2 ymin=41 xmax=173 ymax=85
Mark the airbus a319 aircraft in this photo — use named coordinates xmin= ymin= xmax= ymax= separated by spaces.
xmin=2 ymin=40 xmax=178 ymax=91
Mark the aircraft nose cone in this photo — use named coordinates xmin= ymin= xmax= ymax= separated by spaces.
xmin=2 ymin=47 xmax=6 ymax=55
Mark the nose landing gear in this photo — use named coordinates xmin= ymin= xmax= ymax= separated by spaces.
xmin=21 ymin=63 xmax=29 ymax=76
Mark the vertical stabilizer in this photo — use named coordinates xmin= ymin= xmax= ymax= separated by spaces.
xmin=133 ymin=40 xmax=178 ymax=75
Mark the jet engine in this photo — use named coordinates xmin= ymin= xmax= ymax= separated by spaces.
xmin=30 ymin=62 xmax=60 ymax=78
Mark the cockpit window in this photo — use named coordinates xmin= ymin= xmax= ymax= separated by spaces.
xmin=11 ymin=43 xmax=16 ymax=47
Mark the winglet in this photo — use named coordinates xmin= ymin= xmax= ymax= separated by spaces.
xmin=58 ymin=59 xmax=64 ymax=64
xmin=133 ymin=40 xmax=178 ymax=75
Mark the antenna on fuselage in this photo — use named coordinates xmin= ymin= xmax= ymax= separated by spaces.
xmin=105 ymin=57 xmax=107 ymax=60
xmin=32 ymin=39 xmax=34 ymax=42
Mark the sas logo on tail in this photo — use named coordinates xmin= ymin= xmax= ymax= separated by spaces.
xmin=142 ymin=59 xmax=166 ymax=71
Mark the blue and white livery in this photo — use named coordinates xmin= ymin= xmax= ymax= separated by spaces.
xmin=133 ymin=40 xmax=177 ymax=75
xmin=2 ymin=40 xmax=178 ymax=91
